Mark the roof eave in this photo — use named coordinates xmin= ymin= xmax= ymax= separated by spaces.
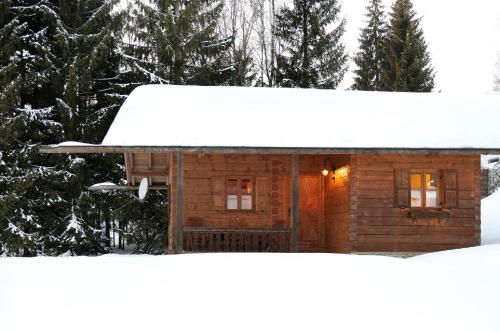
xmin=38 ymin=145 xmax=500 ymax=155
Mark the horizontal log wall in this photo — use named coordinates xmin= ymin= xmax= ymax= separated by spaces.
xmin=350 ymin=154 xmax=481 ymax=252
xmin=183 ymin=154 xmax=291 ymax=229
xmin=324 ymin=155 xmax=351 ymax=253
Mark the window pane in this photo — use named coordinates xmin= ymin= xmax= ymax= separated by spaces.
xmin=241 ymin=179 xmax=252 ymax=195
xmin=411 ymin=190 xmax=422 ymax=207
xmin=227 ymin=195 xmax=238 ymax=210
xmin=227 ymin=179 xmax=237 ymax=195
xmin=410 ymin=173 xmax=422 ymax=207
xmin=426 ymin=190 xmax=437 ymax=207
xmin=425 ymin=173 xmax=437 ymax=190
xmin=241 ymin=195 xmax=252 ymax=210
xmin=410 ymin=173 xmax=422 ymax=189
xmin=240 ymin=179 xmax=252 ymax=210
xmin=425 ymin=173 xmax=437 ymax=208
xmin=227 ymin=179 xmax=238 ymax=209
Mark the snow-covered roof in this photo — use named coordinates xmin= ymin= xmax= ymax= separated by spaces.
xmin=45 ymin=85 xmax=500 ymax=153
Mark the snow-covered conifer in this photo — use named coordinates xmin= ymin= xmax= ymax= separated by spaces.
xmin=274 ymin=0 xmax=348 ymax=89
xmin=352 ymin=0 xmax=387 ymax=91
xmin=380 ymin=0 xmax=434 ymax=92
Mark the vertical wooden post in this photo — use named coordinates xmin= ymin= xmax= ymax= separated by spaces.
xmin=291 ymin=154 xmax=299 ymax=252
xmin=175 ymin=151 xmax=184 ymax=253
xmin=167 ymin=153 xmax=175 ymax=253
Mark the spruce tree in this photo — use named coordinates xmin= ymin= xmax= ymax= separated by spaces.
xmin=352 ymin=0 xmax=386 ymax=91
xmin=380 ymin=0 xmax=434 ymax=92
xmin=0 ymin=0 xmax=124 ymax=256
xmin=275 ymin=0 xmax=348 ymax=89
xmin=123 ymin=0 xmax=233 ymax=86
xmin=52 ymin=0 xmax=126 ymax=255
xmin=0 ymin=0 xmax=70 ymax=256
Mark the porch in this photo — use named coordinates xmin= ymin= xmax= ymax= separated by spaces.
xmin=163 ymin=152 xmax=351 ymax=254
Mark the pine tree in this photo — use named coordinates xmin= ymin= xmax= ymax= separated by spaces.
xmin=0 ymin=0 xmax=70 ymax=256
xmin=0 ymin=0 xmax=125 ymax=256
xmin=123 ymin=0 xmax=233 ymax=87
xmin=52 ymin=0 xmax=127 ymax=255
xmin=380 ymin=0 xmax=434 ymax=92
xmin=352 ymin=0 xmax=386 ymax=91
xmin=275 ymin=0 xmax=348 ymax=89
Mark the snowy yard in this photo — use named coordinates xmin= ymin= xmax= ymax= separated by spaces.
xmin=1 ymin=193 xmax=500 ymax=333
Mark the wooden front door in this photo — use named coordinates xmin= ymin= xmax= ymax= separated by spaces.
xmin=298 ymin=175 xmax=324 ymax=251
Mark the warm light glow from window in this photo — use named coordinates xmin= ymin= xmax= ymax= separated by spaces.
xmin=411 ymin=173 xmax=422 ymax=207
xmin=411 ymin=172 xmax=438 ymax=208
xmin=240 ymin=179 xmax=252 ymax=210
xmin=322 ymin=169 xmax=329 ymax=176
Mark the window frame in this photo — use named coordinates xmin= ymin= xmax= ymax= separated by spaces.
xmin=409 ymin=170 xmax=441 ymax=209
xmin=225 ymin=176 xmax=256 ymax=211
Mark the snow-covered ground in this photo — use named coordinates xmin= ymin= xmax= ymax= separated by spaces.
xmin=1 ymin=194 xmax=499 ymax=333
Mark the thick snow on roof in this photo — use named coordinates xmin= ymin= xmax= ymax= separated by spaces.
xmin=102 ymin=85 xmax=500 ymax=149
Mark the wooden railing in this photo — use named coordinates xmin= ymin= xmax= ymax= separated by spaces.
xmin=183 ymin=227 xmax=291 ymax=252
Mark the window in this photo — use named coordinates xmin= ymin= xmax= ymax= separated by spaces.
xmin=410 ymin=172 xmax=438 ymax=208
xmin=226 ymin=178 xmax=254 ymax=210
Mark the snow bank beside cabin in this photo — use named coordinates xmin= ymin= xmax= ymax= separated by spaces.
xmin=1 ymin=246 xmax=500 ymax=333
xmin=482 ymin=190 xmax=500 ymax=245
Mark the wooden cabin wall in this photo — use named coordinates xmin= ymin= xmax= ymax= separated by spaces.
xmin=298 ymin=155 xmax=351 ymax=252
xmin=349 ymin=154 xmax=481 ymax=252
xmin=124 ymin=152 xmax=169 ymax=188
xmin=182 ymin=154 xmax=292 ymax=229
xmin=324 ymin=155 xmax=351 ymax=253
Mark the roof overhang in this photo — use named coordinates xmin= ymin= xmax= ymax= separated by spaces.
xmin=39 ymin=144 xmax=500 ymax=155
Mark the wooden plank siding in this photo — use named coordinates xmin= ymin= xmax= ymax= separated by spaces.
xmin=182 ymin=154 xmax=292 ymax=230
xmin=349 ymin=154 xmax=481 ymax=252
xmin=134 ymin=151 xmax=480 ymax=254
xmin=125 ymin=152 xmax=169 ymax=188
xmin=324 ymin=155 xmax=351 ymax=253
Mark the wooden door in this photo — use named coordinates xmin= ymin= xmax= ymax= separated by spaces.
xmin=298 ymin=175 xmax=324 ymax=251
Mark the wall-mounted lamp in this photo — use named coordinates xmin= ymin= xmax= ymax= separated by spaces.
xmin=322 ymin=159 xmax=336 ymax=181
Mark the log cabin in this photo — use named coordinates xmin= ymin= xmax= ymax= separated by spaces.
xmin=41 ymin=85 xmax=500 ymax=254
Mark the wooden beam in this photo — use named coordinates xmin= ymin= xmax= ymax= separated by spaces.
xmin=175 ymin=151 xmax=184 ymax=253
xmin=38 ymin=145 xmax=500 ymax=155
xmin=290 ymin=154 xmax=299 ymax=252
xmin=130 ymin=170 xmax=169 ymax=177
xmin=124 ymin=153 xmax=132 ymax=185
xmin=167 ymin=153 xmax=174 ymax=253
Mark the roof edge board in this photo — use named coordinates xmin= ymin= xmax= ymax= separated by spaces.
xmin=39 ymin=145 xmax=500 ymax=155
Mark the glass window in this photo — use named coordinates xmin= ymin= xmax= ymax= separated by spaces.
xmin=225 ymin=178 xmax=254 ymax=210
xmin=227 ymin=179 xmax=238 ymax=210
xmin=425 ymin=173 xmax=438 ymax=207
xmin=409 ymin=171 xmax=439 ymax=209
xmin=240 ymin=179 xmax=253 ymax=210
xmin=410 ymin=173 xmax=422 ymax=207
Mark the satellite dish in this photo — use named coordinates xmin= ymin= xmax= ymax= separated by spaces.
xmin=138 ymin=178 xmax=149 ymax=201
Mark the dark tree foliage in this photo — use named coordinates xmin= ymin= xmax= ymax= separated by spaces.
xmin=0 ymin=0 xmax=124 ymax=256
xmin=275 ymin=0 xmax=348 ymax=89
xmin=113 ymin=191 xmax=168 ymax=254
xmin=352 ymin=0 xmax=386 ymax=91
xmin=122 ymin=0 xmax=234 ymax=87
xmin=380 ymin=0 xmax=434 ymax=92
xmin=0 ymin=0 xmax=68 ymax=256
